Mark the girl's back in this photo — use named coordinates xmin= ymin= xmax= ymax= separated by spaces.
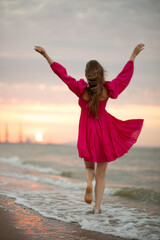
xmin=82 ymin=86 xmax=108 ymax=101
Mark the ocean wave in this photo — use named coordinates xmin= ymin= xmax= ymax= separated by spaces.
xmin=112 ymin=187 xmax=160 ymax=204
xmin=0 ymin=156 xmax=60 ymax=175
xmin=1 ymin=156 xmax=160 ymax=205
xmin=61 ymin=171 xmax=74 ymax=178
xmin=0 ymin=170 xmax=86 ymax=191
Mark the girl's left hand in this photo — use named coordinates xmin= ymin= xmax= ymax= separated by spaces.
xmin=34 ymin=46 xmax=46 ymax=56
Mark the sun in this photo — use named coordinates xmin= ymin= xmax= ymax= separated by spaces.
xmin=35 ymin=132 xmax=43 ymax=142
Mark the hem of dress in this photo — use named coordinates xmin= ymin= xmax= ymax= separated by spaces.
xmin=79 ymin=119 xmax=144 ymax=163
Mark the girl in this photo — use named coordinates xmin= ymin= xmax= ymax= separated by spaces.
xmin=34 ymin=43 xmax=144 ymax=214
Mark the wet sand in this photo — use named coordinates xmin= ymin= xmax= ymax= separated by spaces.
xmin=0 ymin=196 xmax=132 ymax=240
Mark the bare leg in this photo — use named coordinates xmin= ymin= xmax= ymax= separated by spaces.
xmin=84 ymin=161 xmax=95 ymax=185
xmin=84 ymin=160 xmax=95 ymax=204
xmin=94 ymin=162 xmax=108 ymax=212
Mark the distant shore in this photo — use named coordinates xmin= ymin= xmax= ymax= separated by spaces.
xmin=0 ymin=142 xmax=159 ymax=148
xmin=0 ymin=195 xmax=131 ymax=240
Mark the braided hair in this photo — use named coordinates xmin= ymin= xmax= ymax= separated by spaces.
xmin=85 ymin=60 xmax=106 ymax=119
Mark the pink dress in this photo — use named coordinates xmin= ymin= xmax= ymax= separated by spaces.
xmin=50 ymin=60 xmax=144 ymax=163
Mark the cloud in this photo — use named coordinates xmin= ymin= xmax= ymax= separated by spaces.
xmin=0 ymin=80 xmax=159 ymax=106
xmin=1 ymin=0 xmax=160 ymax=54
xmin=0 ymin=0 xmax=160 ymax=106
xmin=0 ymin=82 xmax=77 ymax=105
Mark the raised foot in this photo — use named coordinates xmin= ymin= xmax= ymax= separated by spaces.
xmin=84 ymin=185 xmax=93 ymax=204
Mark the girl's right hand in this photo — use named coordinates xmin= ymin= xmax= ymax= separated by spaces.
xmin=132 ymin=43 xmax=145 ymax=56
xmin=34 ymin=46 xmax=47 ymax=56
xmin=34 ymin=46 xmax=53 ymax=65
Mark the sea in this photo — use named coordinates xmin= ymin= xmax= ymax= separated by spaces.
xmin=0 ymin=143 xmax=160 ymax=240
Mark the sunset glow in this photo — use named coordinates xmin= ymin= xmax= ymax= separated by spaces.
xmin=0 ymin=102 xmax=159 ymax=146
xmin=35 ymin=132 xmax=43 ymax=142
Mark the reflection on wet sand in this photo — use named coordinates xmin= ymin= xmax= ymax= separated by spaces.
xmin=0 ymin=196 xmax=123 ymax=240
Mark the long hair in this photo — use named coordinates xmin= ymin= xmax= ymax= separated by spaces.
xmin=85 ymin=60 xmax=106 ymax=119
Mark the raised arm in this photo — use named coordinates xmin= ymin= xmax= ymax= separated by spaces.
xmin=105 ymin=61 xmax=134 ymax=99
xmin=105 ymin=43 xmax=145 ymax=99
xmin=129 ymin=43 xmax=145 ymax=61
xmin=34 ymin=46 xmax=53 ymax=65
xmin=34 ymin=46 xmax=87 ymax=98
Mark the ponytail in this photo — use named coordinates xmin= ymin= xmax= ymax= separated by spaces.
xmin=85 ymin=60 xmax=106 ymax=119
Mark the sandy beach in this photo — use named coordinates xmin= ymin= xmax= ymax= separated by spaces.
xmin=0 ymin=196 xmax=132 ymax=240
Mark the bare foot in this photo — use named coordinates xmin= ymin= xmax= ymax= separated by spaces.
xmin=84 ymin=185 xmax=93 ymax=204
xmin=92 ymin=206 xmax=101 ymax=214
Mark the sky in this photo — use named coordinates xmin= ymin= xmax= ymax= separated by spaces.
xmin=0 ymin=0 xmax=160 ymax=146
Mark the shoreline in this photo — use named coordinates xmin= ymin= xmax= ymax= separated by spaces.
xmin=0 ymin=195 xmax=132 ymax=240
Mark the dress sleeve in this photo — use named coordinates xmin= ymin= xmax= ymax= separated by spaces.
xmin=105 ymin=60 xmax=134 ymax=99
xmin=50 ymin=61 xmax=87 ymax=98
